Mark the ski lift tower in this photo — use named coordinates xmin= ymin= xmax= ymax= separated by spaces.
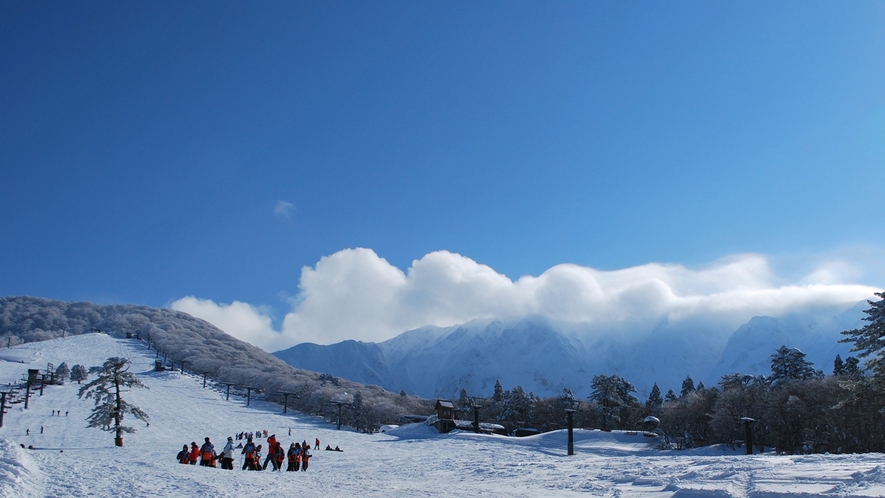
xmin=330 ymin=393 xmax=352 ymax=430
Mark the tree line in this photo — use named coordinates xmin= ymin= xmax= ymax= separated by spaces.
xmin=456 ymin=293 xmax=885 ymax=454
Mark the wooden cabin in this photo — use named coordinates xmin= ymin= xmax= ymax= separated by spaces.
xmin=434 ymin=399 xmax=456 ymax=433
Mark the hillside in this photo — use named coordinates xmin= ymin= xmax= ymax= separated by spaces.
xmin=0 ymin=296 xmax=430 ymax=424
xmin=3 ymin=334 xmax=885 ymax=497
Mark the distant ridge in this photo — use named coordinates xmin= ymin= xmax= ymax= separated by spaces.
xmin=275 ymin=304 xmax=867 ymax=399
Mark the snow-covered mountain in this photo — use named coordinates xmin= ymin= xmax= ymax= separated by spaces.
xmin=275 ymin=303 xmax=868 ymax=399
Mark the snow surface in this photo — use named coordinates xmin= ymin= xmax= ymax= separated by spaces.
xmin=2 ymin=335 xmax=885 ymax=497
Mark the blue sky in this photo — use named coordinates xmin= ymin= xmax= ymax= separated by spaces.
xmin=2 ymin=2 xmax=884 ymax=346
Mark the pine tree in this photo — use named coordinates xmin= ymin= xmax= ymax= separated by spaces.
xmin=589 ymin=374 xmax=637 ymax=430
xmin=664 ymin=389 xmax=677 ymax=403
xmin=680 ymin=376 xmax=695 ymax=397
xmin=499 ymin=385 xmax=532 ymax=425
xmin=833 ymin=354 xmax=845 ymax=376
xmin=70 ymin=364 xmax=88 ymax=384
xmin=351 ymin=391 xmax=367 ymax=431
xmin=55 ymin=362 xmax=70 ymax=385
xmin=841 ymin=292 xmax=885 ymax=376
xmin=78 ymin=357 xmax=149 ymax=447
xmin=770 ymin=346 xmax=822 ymax=386
xmin=493 ymin=379 xmax=504 ymax=403
xmin=458 ymin=388 xmax=471 ymax=417
xmin=844 ymin=356 xmax=861 ymax=379
xmin=646 ymin=383 xmax=663 ymax=408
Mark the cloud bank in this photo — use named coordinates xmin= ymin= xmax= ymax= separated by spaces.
xmin=171 ymin=248 xmax=881 ymax=351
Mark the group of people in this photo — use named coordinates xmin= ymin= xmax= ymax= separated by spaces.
xmin=176 ymin=434 xmax=316 ymax=472
xmin=176 ymin=437 xmax=236 ymax=469
xmin=234 ymin=430 xmax=266 ymax=441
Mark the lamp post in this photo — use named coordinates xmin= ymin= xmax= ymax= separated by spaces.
xmin=470 ymin=397 xmax=485 ymax=434
xmin=741 ymin=417 xmax=756 ymax=455
xmin=565 ymin=400 xmax=579 ymax=456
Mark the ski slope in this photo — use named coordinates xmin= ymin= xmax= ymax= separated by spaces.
xmin=2 ymin=334 xmax=885 ymax=497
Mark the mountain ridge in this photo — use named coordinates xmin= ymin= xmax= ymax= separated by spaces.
xmin=275 ymin=302 xmax=868 ymax=399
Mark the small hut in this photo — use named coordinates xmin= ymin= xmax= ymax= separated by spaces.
xmin=434 ymin=399 xmax=456 ymax=433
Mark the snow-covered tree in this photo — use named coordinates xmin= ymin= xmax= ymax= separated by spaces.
xmin=351 ymin=391 xmax=367 ymax=432
xmin=841 ymin=292 xmax=885 ymax=376
xmin=78 ymin=357 xmax=149 ymax=447
xmin=770 ymin=346 xmax=822 ymax=386
xmin=680 ymin=376 xmax=695 ymax=397
xmin=458 ymin=388 xmax=471 ymax=417
xmin=664 ymin=389 xmax=678 ymax=403
xmin=589 ymin=374 xmax=638 ymax=430
xmin=646 ymin=383 xmax=663 ymax=408
xmin=719 ymin=373 xmax=764 ymax=390
xmin=70 ymin=364 xmax=89 ymax=384
xmin=493 ymin=379 xmax=504 ymax=403
xmin=55 ymin=362 xmax=70 ymax=385
xmin=499 ymin=385 xmax=534 ymax=425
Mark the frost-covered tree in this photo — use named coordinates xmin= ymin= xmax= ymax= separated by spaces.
xmin=646 ymin=383 xmax=663 ymax=408
xmin=680 ymin=376 xmax=695 ymax=397
xmin=350 ymin=391 xmax=367 ymax=432
xmin=78 ymin=357 xmax=149 ymax=446
xmin=589 ymin=375 xmax=638 ymax=430
xmin=664 ymin=389 xmax=678 ymax=403
xmin=770 ymin=346 xmax=822 ymax=386
xmin=841 ymin=292 xmax=885 ymax=377
xmin=70 ymin=364 xmax=88 ymax=384
xmin=493 ymin=379 xmax=504 ymax=403
xmin=55 ymin=362 xmax=70 ymax=385
xmin=458 ymin=388 xmax=471 ymax=417
xmin=499 ymin=385 xmax=534 ymax=425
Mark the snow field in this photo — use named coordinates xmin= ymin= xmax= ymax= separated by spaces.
xmin=1 ymin=335 xmax=885 ymax=497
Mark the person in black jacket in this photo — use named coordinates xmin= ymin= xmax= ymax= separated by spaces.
xmin=177 ymin=444 xmax=190 ymax=464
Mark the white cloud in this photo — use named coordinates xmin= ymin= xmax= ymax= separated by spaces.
xmin=171 ymin=248 xmax=882 ymax=351
xmin=170 ymin=296 xmax=281 ymax=351
xmin=274 ymin=200 xmax=296 ymax=218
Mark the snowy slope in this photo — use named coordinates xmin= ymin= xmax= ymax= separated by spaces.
xmin=3 ymin=334 xmax=885 ymax=497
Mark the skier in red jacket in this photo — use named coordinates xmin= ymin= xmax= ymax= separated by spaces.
xmin=188 ymin=442 xmax=200 ymax=465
